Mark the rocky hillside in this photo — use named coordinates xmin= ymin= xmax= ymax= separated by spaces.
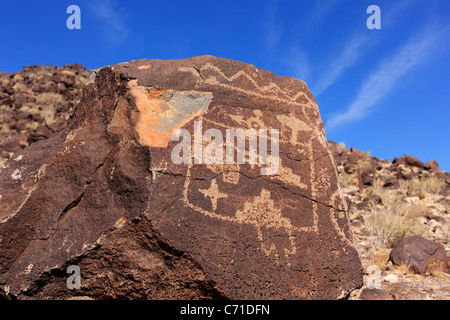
xmin=0 ymin=64 xmax=90 ymax=165
xmin=328 ymin=141 xmax=450 ymax=299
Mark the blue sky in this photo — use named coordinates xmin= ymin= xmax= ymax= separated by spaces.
xmin=1 ymin=0 xmax=449 ymax=170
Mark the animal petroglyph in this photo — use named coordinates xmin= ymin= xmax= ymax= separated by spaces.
xmin=176 ymin=63 xmax=354 ymax=262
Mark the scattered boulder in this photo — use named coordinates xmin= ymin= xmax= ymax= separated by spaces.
xmin=348 ymin=148 xmax=368 ymax=164
xmin=383 ymin=177 xmax=399 ymax=189
xmin=0 ymin=56 xmax=363 ymax=300
xmin=393 ymin=154 xmax=427 ymax=170
xmin=0 ymin=64 xmax=90 ymax=164
xmin=425 ymin=160 xmax=440 ymax=173
xmin=360 ymin=167 xmax=374 ymax=186
xmin=389 ymin=236 xmax=450 ymax=275
xmin=359 ymin=288 xmax=392 ymax=300
xmin=369 ymin=194 xmax=382 ymax=205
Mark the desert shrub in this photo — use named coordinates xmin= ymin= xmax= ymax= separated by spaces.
xmin=37 ymin=92 xmax=63 ymax=106
xmin=0 ymin=105 xmax=12 ymax=128
xmin=367 ymin=178 xmax=388 ymax=203
xmin=369 ymin=248 xmax=391 ymax=271
xmin=20 ymin=104 xmax=40 ymax=115
xmin=61 ymin=70 xmax=76 ymax=77
xmin=336 ymin=142 xmax=347 ymax=153
xmin=339 ymin=171 xmax=354 ymax=188
xmin=400 ymin=201 xmax=428 ymax=218
xmin=400 ymin=177 xmax=446 ymax=199
xmin=35 ymin=69 xmax=52 ymax=78
xmin=421 ymin=176 xmax=446 ymax=194
xmin=441 ymin=199 xmax=450 ymax=213
xmin=363 ymin=198 xmax=430 ymax=249
xmin=41 ymin=104 xmax=56 ymax=126
xmin=13 ymin=74 xmax=24 ymax=82
xmin=76 ymin=74 xmax=89 ymax=87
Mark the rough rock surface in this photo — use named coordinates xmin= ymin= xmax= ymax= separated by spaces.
xmin=0 ymin=56 xmax=362 ymax=300
xmin=0 ymin=64 xmax=90 ymax=166
xmin=389 ymin=236 xmax=449 ymax=275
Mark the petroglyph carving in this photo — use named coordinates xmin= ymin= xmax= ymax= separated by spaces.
xmin=200 ymin=63 xmax=314 ymax=106
xmin=176 ymin=63 xmax=354 ymax=262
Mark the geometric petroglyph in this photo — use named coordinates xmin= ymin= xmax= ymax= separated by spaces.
xmin=183 ymin=169 xmax=311 ymax=263
xmin=198 ymin=179 xmax=228 ymax=212
xmin=178 ymin=63 xmax=355 ymax=262
xmin=199 ymin=63 xmax=315 ymax=107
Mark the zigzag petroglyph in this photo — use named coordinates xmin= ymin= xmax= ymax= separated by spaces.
xmin=200 ymin=63 xmax=315 ymax=107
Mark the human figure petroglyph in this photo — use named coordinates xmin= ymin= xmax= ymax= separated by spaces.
xmin=175 ymin=63 xmax=355 ymax=261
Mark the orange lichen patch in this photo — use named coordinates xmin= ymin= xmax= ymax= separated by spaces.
xmin=131 ymin=86 xmax=171 ymax=147
xmin=128 ymin=82 xmax=213 ymax=148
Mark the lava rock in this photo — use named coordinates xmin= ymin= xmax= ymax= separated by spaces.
xmin=0 ymin=56 xmax=362 ymax=300
xmin=389 ymin=235 xmax=449 ymax=275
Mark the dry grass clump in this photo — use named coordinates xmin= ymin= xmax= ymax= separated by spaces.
xmin=354 ymin=160 xmax=372 ymax=169
xmin=41 ymin=105 xmax=56 ymax=126
xmin=20 ymin=104 xmax=40 ymax=115
xmin=336 ymin=142 xmax=347 ymax=154
xmin=400 ymin=201 xmax=428 ymax=218
xmin=76 ymin=74 xmax=89 ymax=87
xmin=0 ymin=105 xmax=12 ymax=131
xmin=339 ymin=171 xmax=355 ymax=188
xmin=13 ymin=74 xmax=24 ymax=82
xmin=363 ymin=198 xmax=430 ymax=249
xmin=421 ymin=176 xmax=446 ymax=194
xmin=35 ymin=69 xmax=53 ymax=79
xmin=61 ymin=70 xmax=77 ymax=77
xmin=400 ymin=176 xmax=446 ymax=199
xmin=367 ymin=178 xmax=389 ymax=203
xmin=430 ymin=270 xmax=450 ymax=279
xmin=36 ymin=92 xmax=63 ymax=106
xmin=441 ymin=199 xmax=450 ymax=213
xmin=369 ymin=248 xmax=391 ymax=271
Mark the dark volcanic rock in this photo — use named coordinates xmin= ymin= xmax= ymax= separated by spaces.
xmin=0 ymin=64 xmax=90 ymax=165
xmin=393 ymin=154 xmax=427 ymax=170
xmin=383 ymin=176 xmax=399 ymax=189
xmin=360 ymin=167 xmax=374 ymax=186
xmin=425 ymin=160 xmax=441 ymax=173
xmin=389 ymin=236 xmax=450 ymax=275
xmin=0 ymin=56 xmax=362 ymax=300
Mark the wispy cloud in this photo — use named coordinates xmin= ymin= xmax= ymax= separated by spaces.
xmin=383 ymin=0 xmax=419 ymax=28
xmin=309 ymin=0 xmax=341 ymax=26
xmin=312 ymin=0 xmax=419 ymax=97
xmin=326 ymin=24 xmax=443 ymax=130
xmin=313 ymin=34 xmax=370 ymax=96
xmin=264 ymin=0 xmax=282 ymax=52
xmin=89 ymin=0 xmax=129 ymax=45
xmin=282 ymin=46 xmax=310 ymax=80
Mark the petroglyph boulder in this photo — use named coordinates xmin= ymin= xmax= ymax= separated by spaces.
xmin=0 ymin=56 xmax=362 ymax=300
